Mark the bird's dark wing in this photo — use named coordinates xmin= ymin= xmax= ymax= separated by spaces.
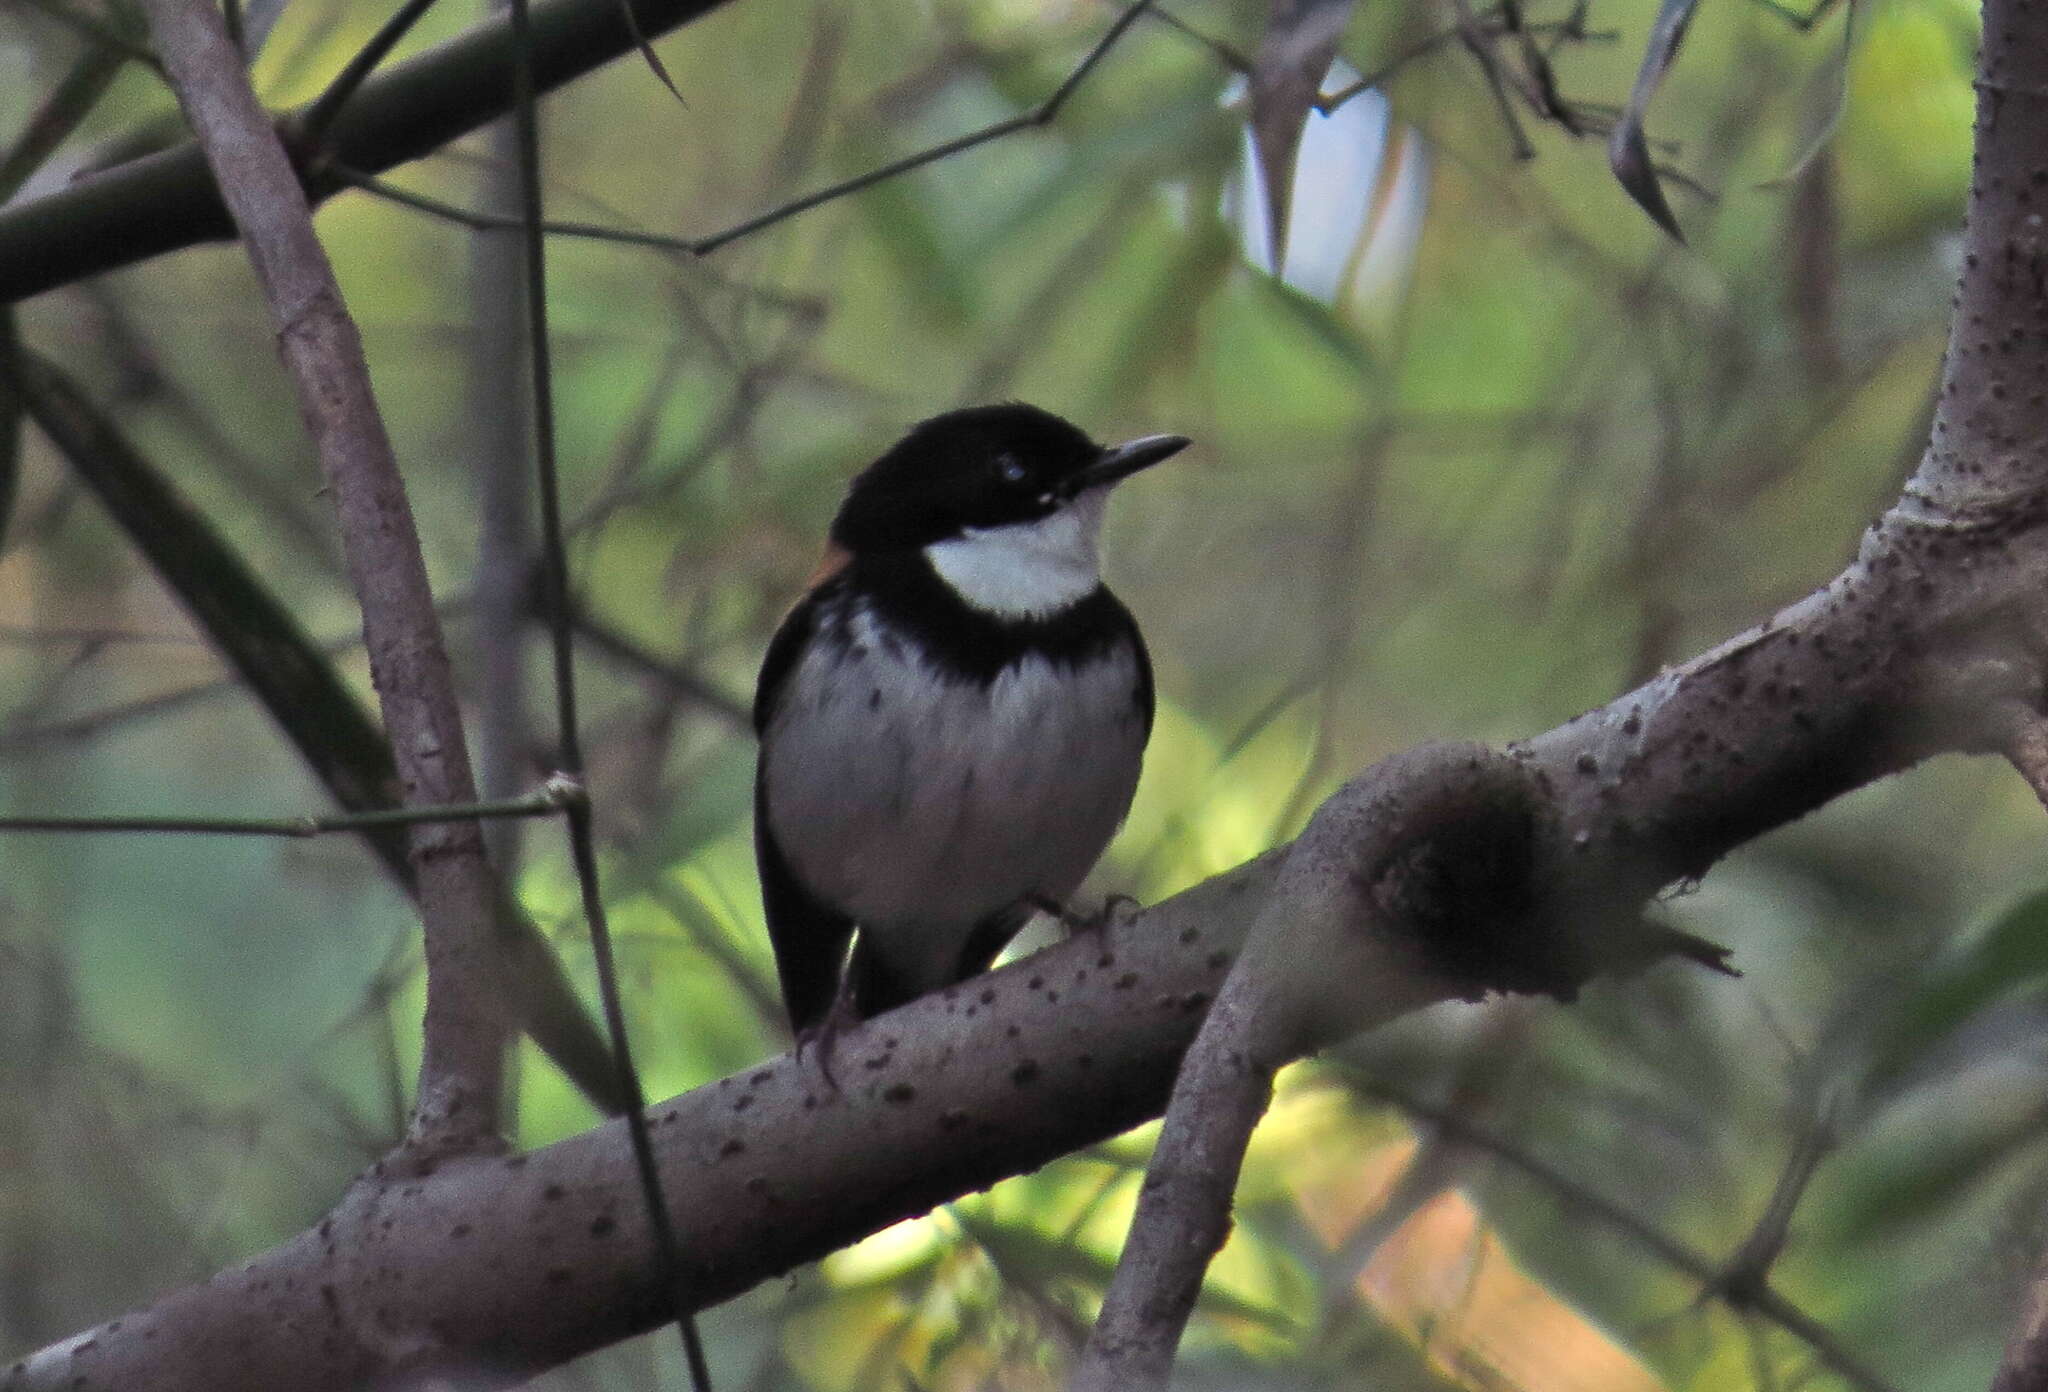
xmin=1098 ymin=587 xmax=1154 ymax=740
xmin=754 ymin=585 xmax=822 ymax=735
xmin=753 ymin=779 xmax=856 ymax=1035
xmin=846 ymin=901 xmax=1033 ymax=1020
xmin=754 ymin=590 xmax=857 ymax=1034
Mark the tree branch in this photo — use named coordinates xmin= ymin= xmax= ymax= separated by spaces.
xmin=139 ymin=0 xmax=510 ymax=1155
xmin=1083 ymin=0 xmax=2048 ymax=1375
xmin=0 ymin=0 xmax=735 ymax=302
xmin=10 ymin=336 xmax=625 ymax=1116
xmin=21 ymin=390 xmax=2048 ymax=1382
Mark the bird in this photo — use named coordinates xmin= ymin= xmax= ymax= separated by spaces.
xmin=753 ymin=402 xmax=1189 ymax=1052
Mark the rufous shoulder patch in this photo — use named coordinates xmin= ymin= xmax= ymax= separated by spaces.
xmin=804 ymin=542 xmax=851 ymax=590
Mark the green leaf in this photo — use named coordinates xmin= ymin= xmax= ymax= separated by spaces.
xmin=1863 ymin=889 xmax=2048 ymax=1098
xmin=1607 ymin=0 xmax=1698 ymax=242
xmin=1831 ymin=1104 xmax=2046 ymax=1240
xmin=616 ymin=0 xmax=690 ymax=107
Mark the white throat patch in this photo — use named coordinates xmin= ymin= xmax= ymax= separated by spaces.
xmin=924 ymin=487 xmax=1110 ymax=619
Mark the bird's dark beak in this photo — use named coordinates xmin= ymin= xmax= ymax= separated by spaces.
xmin=1068 ymin=434 xmax=1190 ymax=495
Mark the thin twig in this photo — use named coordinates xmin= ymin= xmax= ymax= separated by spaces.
xmin=140 ymin=0 xmax=510 ymax=1154
xmin=0 ymin=44 xmax=129 ymax=201
xmin=504 ymin=0 xmax=710 ymax=1380
xmin=0 ymin=789 xmax=567 ymax=837
xmin=301 ymin=0 xmax=448 ymax=140
xmin=321 ymin=1 xmax=1148 ymax=273
xmin=1352 ymin=1078 xmax=1901 ymax=1392
xmin=567 ymin=607 xmax=750 ymax=731
xmin=1714 ymin=1104 xmax=1836 ymax=1301
xmin=691 ymin=0 xmax=1155 ymax=254
xmin=1140 ymin=4 xmax=1251 ymax=72
xmin=1451 ymin=0 xmax=1535 ymax=158
xmin=332 ymin=164 xmax=708 ymax=253
xmin=0 ymin=624 xmax=207 ymax=646
xmin=1747 ymin=0 xmax=1843 ymax=30
xmin=15 ymin=0 xmax=165 ymax=72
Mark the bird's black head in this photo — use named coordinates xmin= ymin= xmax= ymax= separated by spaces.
xmin=829 ymin=403 xmax=1187 ymax=552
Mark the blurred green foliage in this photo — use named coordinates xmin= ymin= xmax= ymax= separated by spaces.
xmin=1 ymin=0 xmax=2037 ymax=1387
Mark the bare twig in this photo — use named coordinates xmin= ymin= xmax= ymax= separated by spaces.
xmin=466 ymin=7 xmax=533 ymax=882
xmin=1451 ymin=0 xmax=1535 ymax=158
xmin=300 ymin=0 xmax=448 ymax=141
xmin=691 ymin=0 xmax=1155 ymax=254
xmin=14 ymin=0 xmax=164 ymax=72
xmin=0 ymin=0 xmax=1160 ymax=298
xmin=0 ymin=788 xmax=568 ymax=837
xmin=567 ymin=606 xmax=750 ymax=731
xmin=0 ymin=45 xmax=129 ymax=200
xmin=1353 ymin=1078 xmax=1899 ymax=1392
xmin=502 ymin=0 xmax=710 ymax=1377
xmin=139 ymin=0 xmax=510 ymax=1155
xmin=1713 ymin=1104 xmax=1837 ymax=1303
xmin=332 ymin=163 xmax=711 ymax=253
xmin=1076 ymin=746 xmax=1534 ymax=1390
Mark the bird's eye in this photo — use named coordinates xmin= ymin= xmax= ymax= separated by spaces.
xmin=996 ymin=454 xmax=1028 ymax=484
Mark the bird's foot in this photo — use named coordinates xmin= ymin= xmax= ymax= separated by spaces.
xmin=794 ymin=979 xmax=863 ymax=1093
xmin=1026 ymin=891 xmax=1142 ymax=939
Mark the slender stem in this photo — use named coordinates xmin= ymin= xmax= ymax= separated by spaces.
xmin=331 ymin=165 xmax=703 ymax=252
xmin=302 ymin=0 xmax=449 ymax=140
xmin=1357 ymin=1079 xmax=1898 ymax=1392
xmin=140 ymin=0 xmax=509 ymax=1152
xmin=0 ymin=45 xmax=129 ymax=201
xmin=506 ymin=0 xmax=710 ymax=1380
xmin=15 ymin=0 xmax=164 ymax=71
xmin=694 ymin=0 xmax=1153 ymax=254
xmin=0 ymin=791 xmax=567 ymax=837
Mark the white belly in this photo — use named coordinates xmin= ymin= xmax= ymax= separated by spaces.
xmin=761 ymin=605 xmax=1146 ymax=994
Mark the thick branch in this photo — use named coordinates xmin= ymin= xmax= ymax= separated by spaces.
xmin=1076 ymin=746 xmax=1550 ymax=1389
xmin=5 ymin=416 xmax=2040 ymax=1385
xmin=0 ymin=0 xmax=733 ymax=302
xmin=18 ymin=443 xmax=2048 ymax=1387
xmin=0 ymin=859 xmax=1274 ymax=1392
xmin=1089 ymin=0 xmax=2048 ymax=1377
xmin=140 ymin=0 xmax=508 ymax=1153
xmin=1945 ymin=0 xmax=2048 ymax=1386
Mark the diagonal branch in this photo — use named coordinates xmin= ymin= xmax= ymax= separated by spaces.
xmin=1081 ymin=0 xmax=2048 ymax=1375
xmin=139 ymin=0 xmax=510 ymax=1156
xmin=16 ymin=362 xmax=2048 ymax=1379
xmin=8 ymin=347 xmax=627 ymax=1114
xmin=0 ymin=0 xmax=737 ymax=302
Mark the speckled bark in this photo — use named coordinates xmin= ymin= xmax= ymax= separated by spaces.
xmin=1085 ymin=0 xmax=2048 ymax=1382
